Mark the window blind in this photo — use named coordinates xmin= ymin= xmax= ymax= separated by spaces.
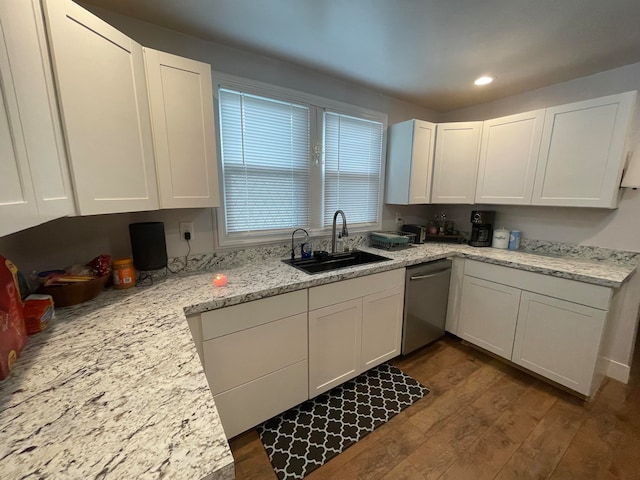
xmin=219 ymin=89 xmax=311 ymax=234
xmin=323 ymin=112 xmax=383 ymax=227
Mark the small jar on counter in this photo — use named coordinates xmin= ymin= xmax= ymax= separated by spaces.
xmin=112 ymin=257 xmax=136 ymax=289
xmin=509 ymin=230 xmax=521 ymax=250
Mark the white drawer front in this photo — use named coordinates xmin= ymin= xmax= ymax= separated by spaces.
xmin=214 ymin=360 xmax=308 ymax=439
xmin=201 ymin=289 xmax=307 ymax=340
xmin=203 ymin=312 xmax=307 ymax=395
xmin=464 ymin=259 xmax=612 ymax=310
xmin=309 ymin=268 xmax=404 ymax=310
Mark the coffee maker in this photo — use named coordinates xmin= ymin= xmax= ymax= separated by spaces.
xmin=469 ymin=210 xmax=495 ymax=247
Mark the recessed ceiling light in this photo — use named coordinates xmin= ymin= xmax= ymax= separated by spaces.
xmin=474 ymin=76 xmax=494 ymax=86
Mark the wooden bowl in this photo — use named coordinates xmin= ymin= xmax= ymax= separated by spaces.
xmin=36 ymin=275 xmax=109 ymax=307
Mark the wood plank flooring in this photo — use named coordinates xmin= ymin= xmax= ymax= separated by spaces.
xmin=229 ymin=334 xmax=640 ymax=479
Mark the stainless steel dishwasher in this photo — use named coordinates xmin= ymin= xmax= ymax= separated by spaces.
xmin=402 ymin=258 xmax=452 ymax=355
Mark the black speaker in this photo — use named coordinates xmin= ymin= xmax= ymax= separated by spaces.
xmin=128 ymin=222 xmax=168 ymax=271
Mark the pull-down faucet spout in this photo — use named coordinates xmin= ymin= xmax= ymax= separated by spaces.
xmin=331 ymin=210 xmax=348 ymax=254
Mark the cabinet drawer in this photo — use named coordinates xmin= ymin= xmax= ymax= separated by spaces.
xmin=201 ymin=290 xmax=307 ymax=340
xmin=463 ymin=260 xmax=612 ymax=310
xmin=309 ymin=268 xmax=404 ymax=310
xmin=203 ymin=312 xmax=307 ymax=395
xmin=213 ymin=360 xmax=308 ymax=439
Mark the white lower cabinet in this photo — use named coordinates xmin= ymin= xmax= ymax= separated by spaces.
xmin=457 ymin=260 xmax=612 ymax=397
xmin=457 ymin=276 xmax=520 ymax=360
xmin=512 ymin=292 xmax=607 ymax=394
xmin=361 ymin=286 xmax=404 ymax=370
xmin=198 ymin=290 xmax=309 ymax=439
xmin=308 ymin=299 xmax=362 ymax=396
xmin=191 ymin=269 xmax=405 ymax=437
xmin=308 ymin=269 xmax=405 ymax=397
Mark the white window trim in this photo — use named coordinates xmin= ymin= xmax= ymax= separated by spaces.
xmin=212 ymin=72 xmax=388 ymax=249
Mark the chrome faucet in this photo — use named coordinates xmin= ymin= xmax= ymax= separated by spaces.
xmin=331 ymin=210 xmax=349 ymax=254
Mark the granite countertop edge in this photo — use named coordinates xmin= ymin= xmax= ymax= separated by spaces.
xmin=184 ymin=244 xmax=637 ymax=315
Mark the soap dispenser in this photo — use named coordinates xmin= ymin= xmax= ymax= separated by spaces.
xmin=335 ymin=233 xmax=344 ymax=253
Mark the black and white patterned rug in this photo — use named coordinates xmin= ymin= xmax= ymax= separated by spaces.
xmin=257 ymin=363 xmax=428 ymax=480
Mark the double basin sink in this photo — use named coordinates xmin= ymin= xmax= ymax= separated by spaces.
xmin=282 ymin=250 xmax=390 ymax=275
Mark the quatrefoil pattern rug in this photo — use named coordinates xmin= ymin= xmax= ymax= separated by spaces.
xmin=257 ymin=363 xmax=428 ymax=480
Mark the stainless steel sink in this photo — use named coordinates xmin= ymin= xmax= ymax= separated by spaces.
xmin=282 ymin=250 xmax=390 ymax=274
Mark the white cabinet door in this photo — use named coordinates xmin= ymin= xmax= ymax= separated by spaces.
xmin=458 ymin=275 xmax=521 ymax=360
xmin=308 ymin=298 xmax=362 ymax=397
xmin=475 ymin=110 xmax=544 ymax=205
xmin=445 ymin=257 xmax=465 ymax=335
xmin=385 ymin=119 xmax=436 ymax=204
xmin=1 ymin=0 xmax=75 ymax=227
xmin=431 ymin=122 xmax=482 ymax=204
xmin=0 ymin=16 xmax=39 ymax=236
xmin=513 ymin=291 xmax=607 ymax=396
xmin=42 ymin=0 xmax=158 ymax=215
xmin=532 ymin=91 xmax=636 ymax=208
xmin=361 ymin=286 xmax=404 ymax=371
xmin=144 ymin=48 xmax=220 ymax=209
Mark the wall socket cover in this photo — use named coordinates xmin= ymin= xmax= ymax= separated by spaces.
xmin=179 ymin=222 xmax=194 ymax=241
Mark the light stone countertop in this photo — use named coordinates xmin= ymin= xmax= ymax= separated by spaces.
xmin=0 ymin=243 xmax=636 ymax=479
xmin=182 ymin=243 xmax=637 ymax=315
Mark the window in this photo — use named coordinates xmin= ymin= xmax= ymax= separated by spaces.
xmin=219 ymin=90 xmax=310 ymax=234
xmin=215 ymin=74 xmax=386 ymax=246
xmin=323 ymin=112 xmax=384 ymax=227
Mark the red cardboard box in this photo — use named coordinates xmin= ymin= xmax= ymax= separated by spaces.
xmin=23 ymin=294 xmax=54 ymax=335
xmin=0 ymin=256 xmax=27 ymax=380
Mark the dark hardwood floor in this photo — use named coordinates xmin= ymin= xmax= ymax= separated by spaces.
xmin=230 ymin=333 xmax=640 ymax=479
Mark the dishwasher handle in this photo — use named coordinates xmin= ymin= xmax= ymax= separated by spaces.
xmin=409 ymin=268 xmax=451 ymax=281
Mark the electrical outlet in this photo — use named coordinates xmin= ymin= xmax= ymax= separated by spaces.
xmin=179 ymin=222 xmax=194 ymax=241
xmin=395 ymin=212 xmax=402 ymax=225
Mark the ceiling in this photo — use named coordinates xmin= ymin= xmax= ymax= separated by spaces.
xmin=80 ymin=0 xmax=640 ymax=112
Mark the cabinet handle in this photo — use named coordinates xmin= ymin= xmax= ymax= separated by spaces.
xmin=409 ymin=269 xmax=451 ymax=281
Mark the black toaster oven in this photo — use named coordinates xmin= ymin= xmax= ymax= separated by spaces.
xmin=401 ymin=224 xmax=426 ymax=243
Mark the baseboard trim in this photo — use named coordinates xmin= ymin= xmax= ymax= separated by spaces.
xmin=605 ymin=358 xmax=631 ymax=384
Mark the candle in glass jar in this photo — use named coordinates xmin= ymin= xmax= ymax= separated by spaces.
xmin=213 ymin=273 xmax=227 ymax=287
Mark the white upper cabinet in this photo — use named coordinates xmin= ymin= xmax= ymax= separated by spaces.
xmin=143 ymin=48 xmax=220 ymax=209
xmin=532 ymin=91 xmax=636 ymax=208
xmin=385 ymin=119 xmax=436 ymax=204
xmin=475 ymin=110 xmax=545 ymax=205
xmin=431 ymin=122 xmax=482 ymax=204
xmin=0 ymin=22 xmax=38 ymax=236
xmin=42 ymin=0 xmax=159 ymax=215
xmin=0 ymin=0 xmax=75 ymax=237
